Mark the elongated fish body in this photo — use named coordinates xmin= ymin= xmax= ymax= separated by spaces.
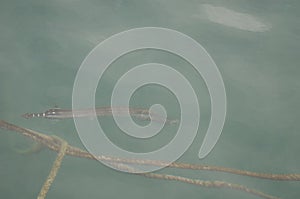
xmin=22 ymin=107 xmax=179 ymax=124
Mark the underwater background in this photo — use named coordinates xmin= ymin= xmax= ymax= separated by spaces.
xmin=0 ymin=0 xmax=299 ymax=198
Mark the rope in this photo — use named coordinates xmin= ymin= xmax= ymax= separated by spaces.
xmin=1 ymin=120 xmax=298 ymax=181
xmin=37 ymin=136 xmax=68 ymax=199
xmin=1 ymin=119 xmax=297 ymax=199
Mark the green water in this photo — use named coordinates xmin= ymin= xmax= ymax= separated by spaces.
xmin=0 ymin=0 xmax=299 ymax=198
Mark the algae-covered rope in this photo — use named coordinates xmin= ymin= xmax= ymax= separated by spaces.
xmin=1 ymin=120 xmax=299 ymax=181
xmin=0 ymin=119 xmax=298 ymax=199
xmin=107 ymin=162 xmax=281 ymax=199
xmin=37 ymin=135 xmax=68 ymax=199
xmin=142 ymin=173 xmax=280 ymax=199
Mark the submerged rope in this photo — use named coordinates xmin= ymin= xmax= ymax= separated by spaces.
xmin=142 ymin=173 xmax=280 ymax=199
xmin=1 ymin=120 xmax=298 ymax=181
xmin=1 ymin=119 xmax=297 ymax=199
xmin=107 ymin=162 xmax=280 ymax=199
xmin=37 ymin=136 xmax=68 ymax=199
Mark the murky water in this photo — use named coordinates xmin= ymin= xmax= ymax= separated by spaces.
xmin=0 ymin=0 xmax=299 ymax=198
